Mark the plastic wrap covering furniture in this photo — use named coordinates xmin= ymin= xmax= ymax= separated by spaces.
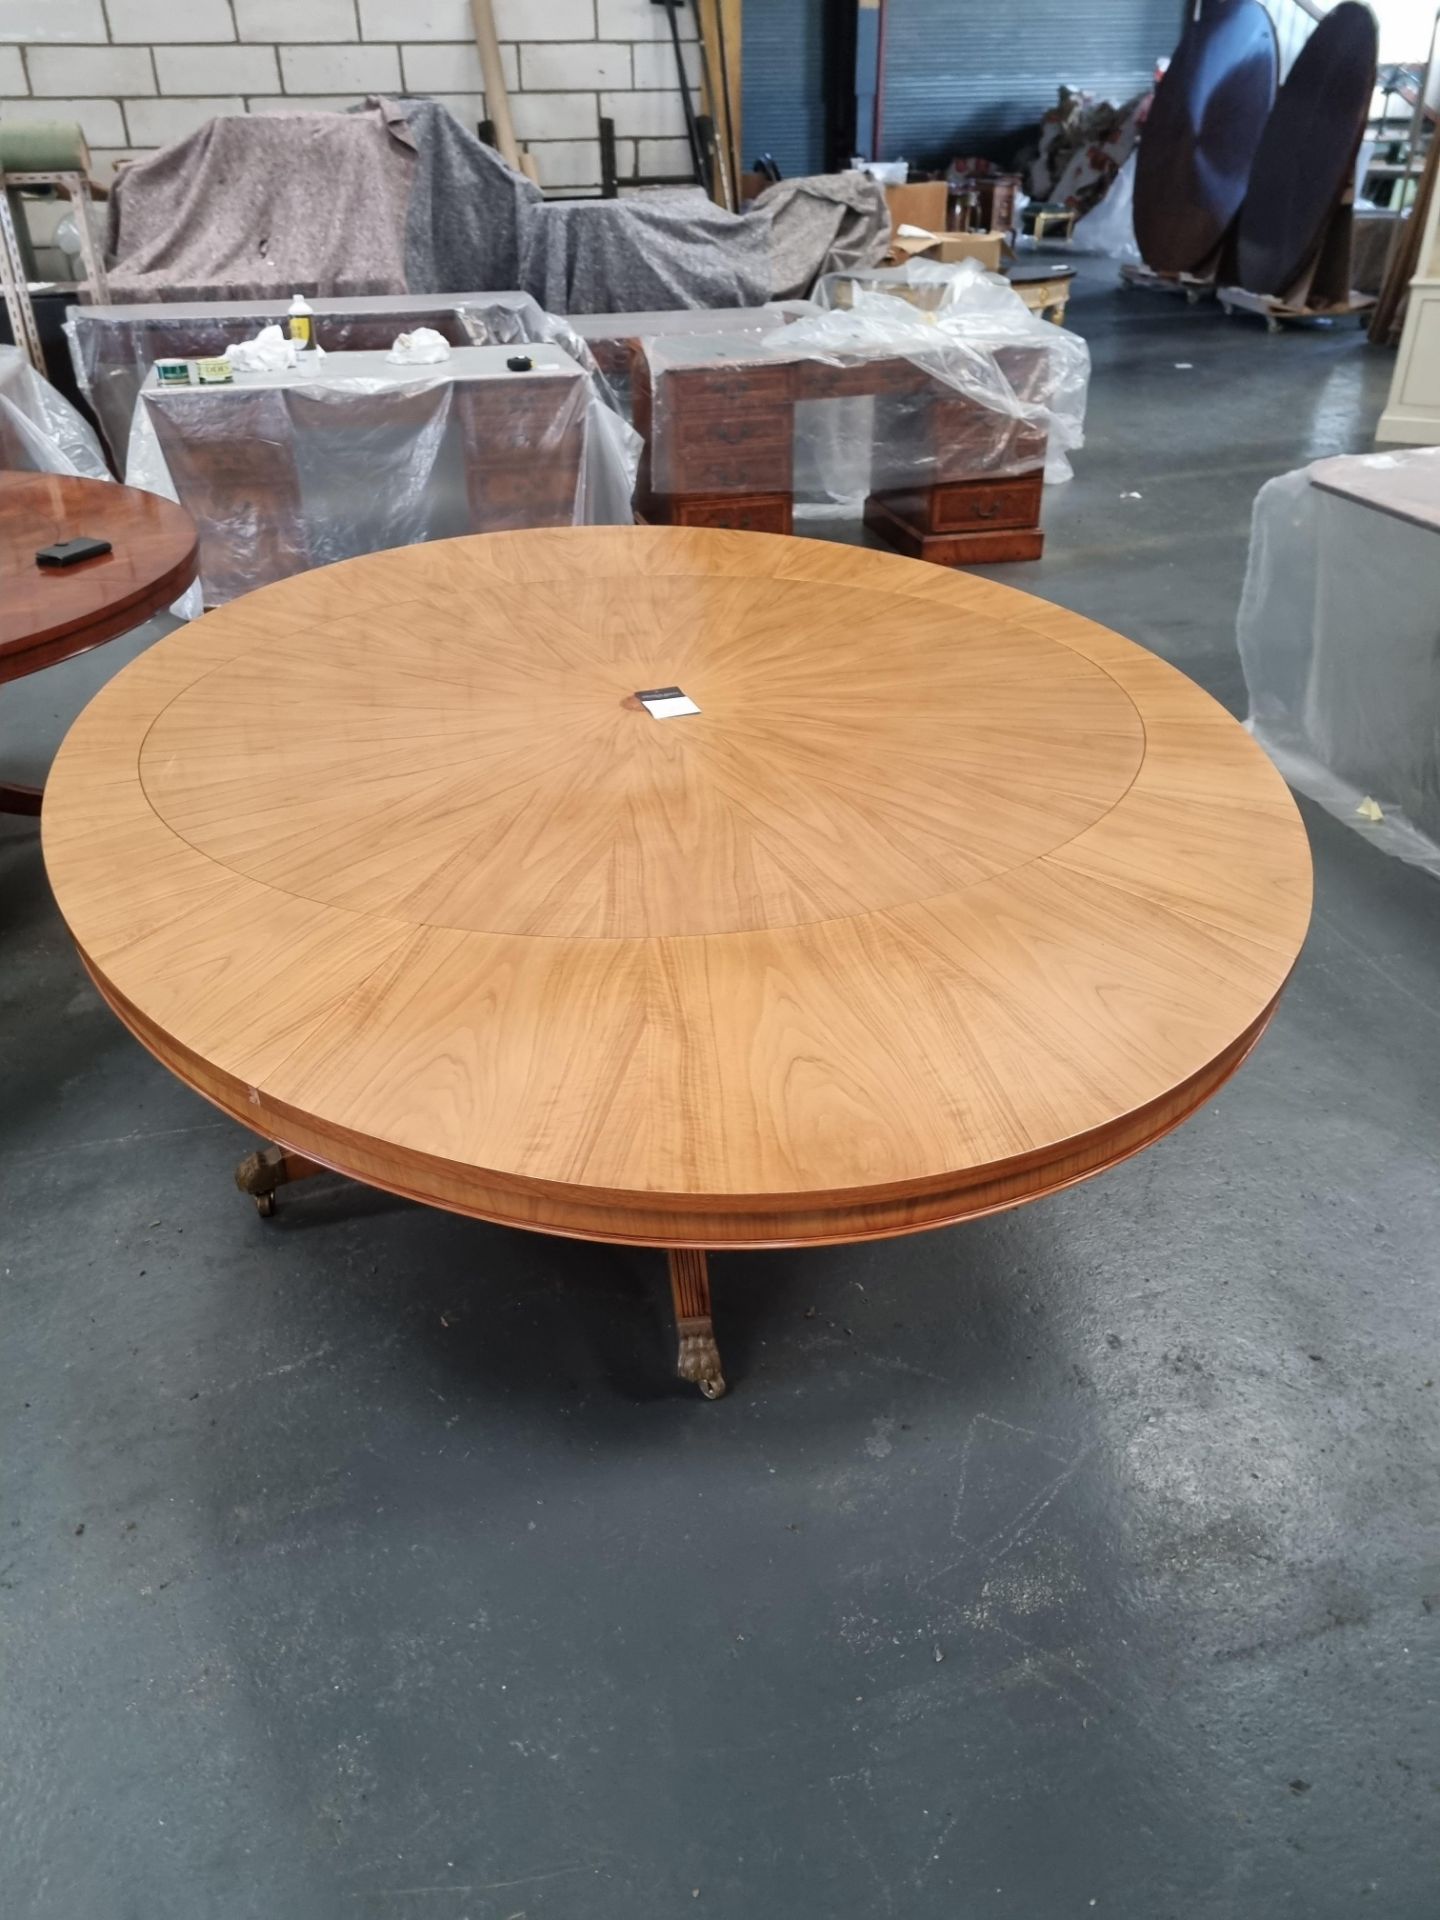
xmin=817 ymin=260 xmax=992 ymax=313
xmin=125 ymin=345 xmax=641 ymax=608
xmin=1070 ymin=150 xmax=1142 ymax=264
xmin=566 ymin=301 xmax=820 ymax=422
xmin=804 ymin=265 xmax=1089 ymax=483
xmin=66 ymin=291 xmax=603 ymax=470
xmin=1238 ymin=449 xmax=1440 ymax=871
xmin=0 ymin=346 xmax=110 ymax=480
xmin=643 ymin=287 xmax=1085 ymax=515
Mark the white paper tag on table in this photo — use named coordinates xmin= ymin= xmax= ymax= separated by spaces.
xmin=636 ymin=687 xmax=700 ymax=719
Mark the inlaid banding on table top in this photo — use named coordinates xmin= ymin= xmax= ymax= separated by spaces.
xmin=132 ymin=572 xmax=1149 ymax=943
xmin=43 ymin=528 xmax=1312 ymax=1246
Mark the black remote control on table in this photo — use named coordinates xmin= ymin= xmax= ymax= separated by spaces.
xmin=35 ymin=537 xmax=113 ymax=568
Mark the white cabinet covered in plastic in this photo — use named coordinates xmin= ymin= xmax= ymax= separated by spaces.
xmin=1238 ymin=446 xmax=1440 ymax=868
xmin=126 ymin=344 xmax=640 ymax=607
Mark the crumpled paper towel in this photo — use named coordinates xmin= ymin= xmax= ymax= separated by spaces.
xmin=387 ymin=327 xmax=452 ymax=365
xmin=229 ymin=324 xmax=299 ymax=372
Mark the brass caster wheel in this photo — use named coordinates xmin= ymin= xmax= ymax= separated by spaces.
xmin=698 ymin=1371 xmax=727 ymax=1401
xmin=234 ymin=1143 xmax=322 ymax=1218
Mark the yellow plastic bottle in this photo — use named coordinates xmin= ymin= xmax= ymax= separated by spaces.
xmin=287 ymin=293 xmax=314 ymax=349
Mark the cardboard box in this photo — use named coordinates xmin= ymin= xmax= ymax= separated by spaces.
xmin=883 ymin=180 xmax=948 ymax=236
xmin=889 ymin=228 xmax=1005 ymax=272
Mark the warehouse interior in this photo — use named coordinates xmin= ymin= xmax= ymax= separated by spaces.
xmin=2 ymin=3 xmax=1438 ymax=1916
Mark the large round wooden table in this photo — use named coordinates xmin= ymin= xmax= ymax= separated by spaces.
xmin=1 ymin=470 xmax=198 ymax=815
xmin=42 ymin=528 xmax=1312 ymax=1397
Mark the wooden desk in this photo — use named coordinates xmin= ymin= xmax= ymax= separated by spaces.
xmin=635 ymin=340 xmax=1050 ymax=564
xmin=566 ymin=303 xmax=816 ymax=416
xmin=0 ymin=471 xmax=197 ymax=814
xmin=42 ymin=528 xmax=1312 ymax=1399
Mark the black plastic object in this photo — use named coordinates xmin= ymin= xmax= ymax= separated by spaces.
xmin=1235 ymin=1 xmax=1379 ymax=298
xmin=653 ymin=0 xmax=705 ymax=184
xmin=1134 ymin=0 xmax=1278 ymax=275
xmin=505 ymin=354 xmax=533 ymax=372
xmin=35 ymin=536 xmax=113 ymax=568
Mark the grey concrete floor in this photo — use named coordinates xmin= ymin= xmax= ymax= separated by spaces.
xmin=3 ymin=266 xmax=1439 ymax=1919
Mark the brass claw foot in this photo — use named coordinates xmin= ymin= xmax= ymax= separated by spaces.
xmin=676 ymin=1316 xmax=727 ymax=1400
xmin=668 ymin=1248 xmax=727 ymax=1400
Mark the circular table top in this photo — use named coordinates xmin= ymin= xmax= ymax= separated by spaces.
xmin=1134 ymin=0 xmax=1277 ymax=276
xmin=1235 ymin=0 xmax=1378 ymax=299
xmin=0 ymin=471 xmax=198 ymax=684
xmin=42 ymin=528 xmax=1312 ymax=1248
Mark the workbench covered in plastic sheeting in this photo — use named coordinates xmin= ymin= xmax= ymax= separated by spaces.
xmin=1238 ymin=448 xmax=1440 ymax=871
xmin=67 ymin=291 xmax=604 ymax=468
xmin=126 ymin=344 xmax=640 ymax=606
xmin=635 ymin=285 xmax=1088 ymax=564
xmin=0 ymin=346 xmax=110 ymax=480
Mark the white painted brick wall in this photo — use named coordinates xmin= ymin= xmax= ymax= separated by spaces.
xmin=400 ymin=42 xmax=520 ymax=97
xmin=107 ymin=0 xmax=233 ymax=42
xmin=631 ymin=39 xmax=699 ymax=90
xmin=27 ymin=44 xmax=155 ymax=96
xmin=0 ymin=0 xmax=105 ymax=41
xmin=357 ymin=0 xmax=473 ymax=41
xmin=637 ymin=136 xmax=695 ymax=179
xmin=0 ymin=0 xmax=708 ymax=199
xmin=598 ymin=0 xmax=696 ymax=40
xmin=521 ymin=41 xmax=631 ymax=91
xmin=2 ymin=93 xmax=127 ymax=146
xmin=492 ymin=0 xmax=597 ymax=41
xmin=154 ymin=44 xmax=280 ymax=93
xmin=601 ymin=87 xmax=690 ymax=140
xmin=279 ymin=44 xmax=402 ymax=94
xmin=123 ymin=95 xmax=246 ymax=145
xmin=236 ymin=0 xmax=357 ymax=43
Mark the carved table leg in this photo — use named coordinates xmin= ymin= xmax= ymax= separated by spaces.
xmin=234 ymin=1143 xmax=323 ymax=1217
xmin=668 ymin=1247 xmax=726 ymax=1400
xmin=0 ymin=782 xmax=43 ymax=815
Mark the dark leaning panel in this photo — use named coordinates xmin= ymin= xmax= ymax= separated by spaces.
xmin=1235 ymin=0 xmax=1379 ymax=298
xmin=1134 ymin=0 xmax=1278 ymax=276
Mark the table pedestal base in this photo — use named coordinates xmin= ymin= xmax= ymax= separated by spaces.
xmin=0 ymin=782 xmax=42 ymax=816
xmin=234 ymin=1143 xmax=730 ymax=1399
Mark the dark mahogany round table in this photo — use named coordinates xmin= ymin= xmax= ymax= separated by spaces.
xmin=0 ymin=470 xmax=198 ymax=815
xmin=1133 ymin=0 xmax=1277 ymax=276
